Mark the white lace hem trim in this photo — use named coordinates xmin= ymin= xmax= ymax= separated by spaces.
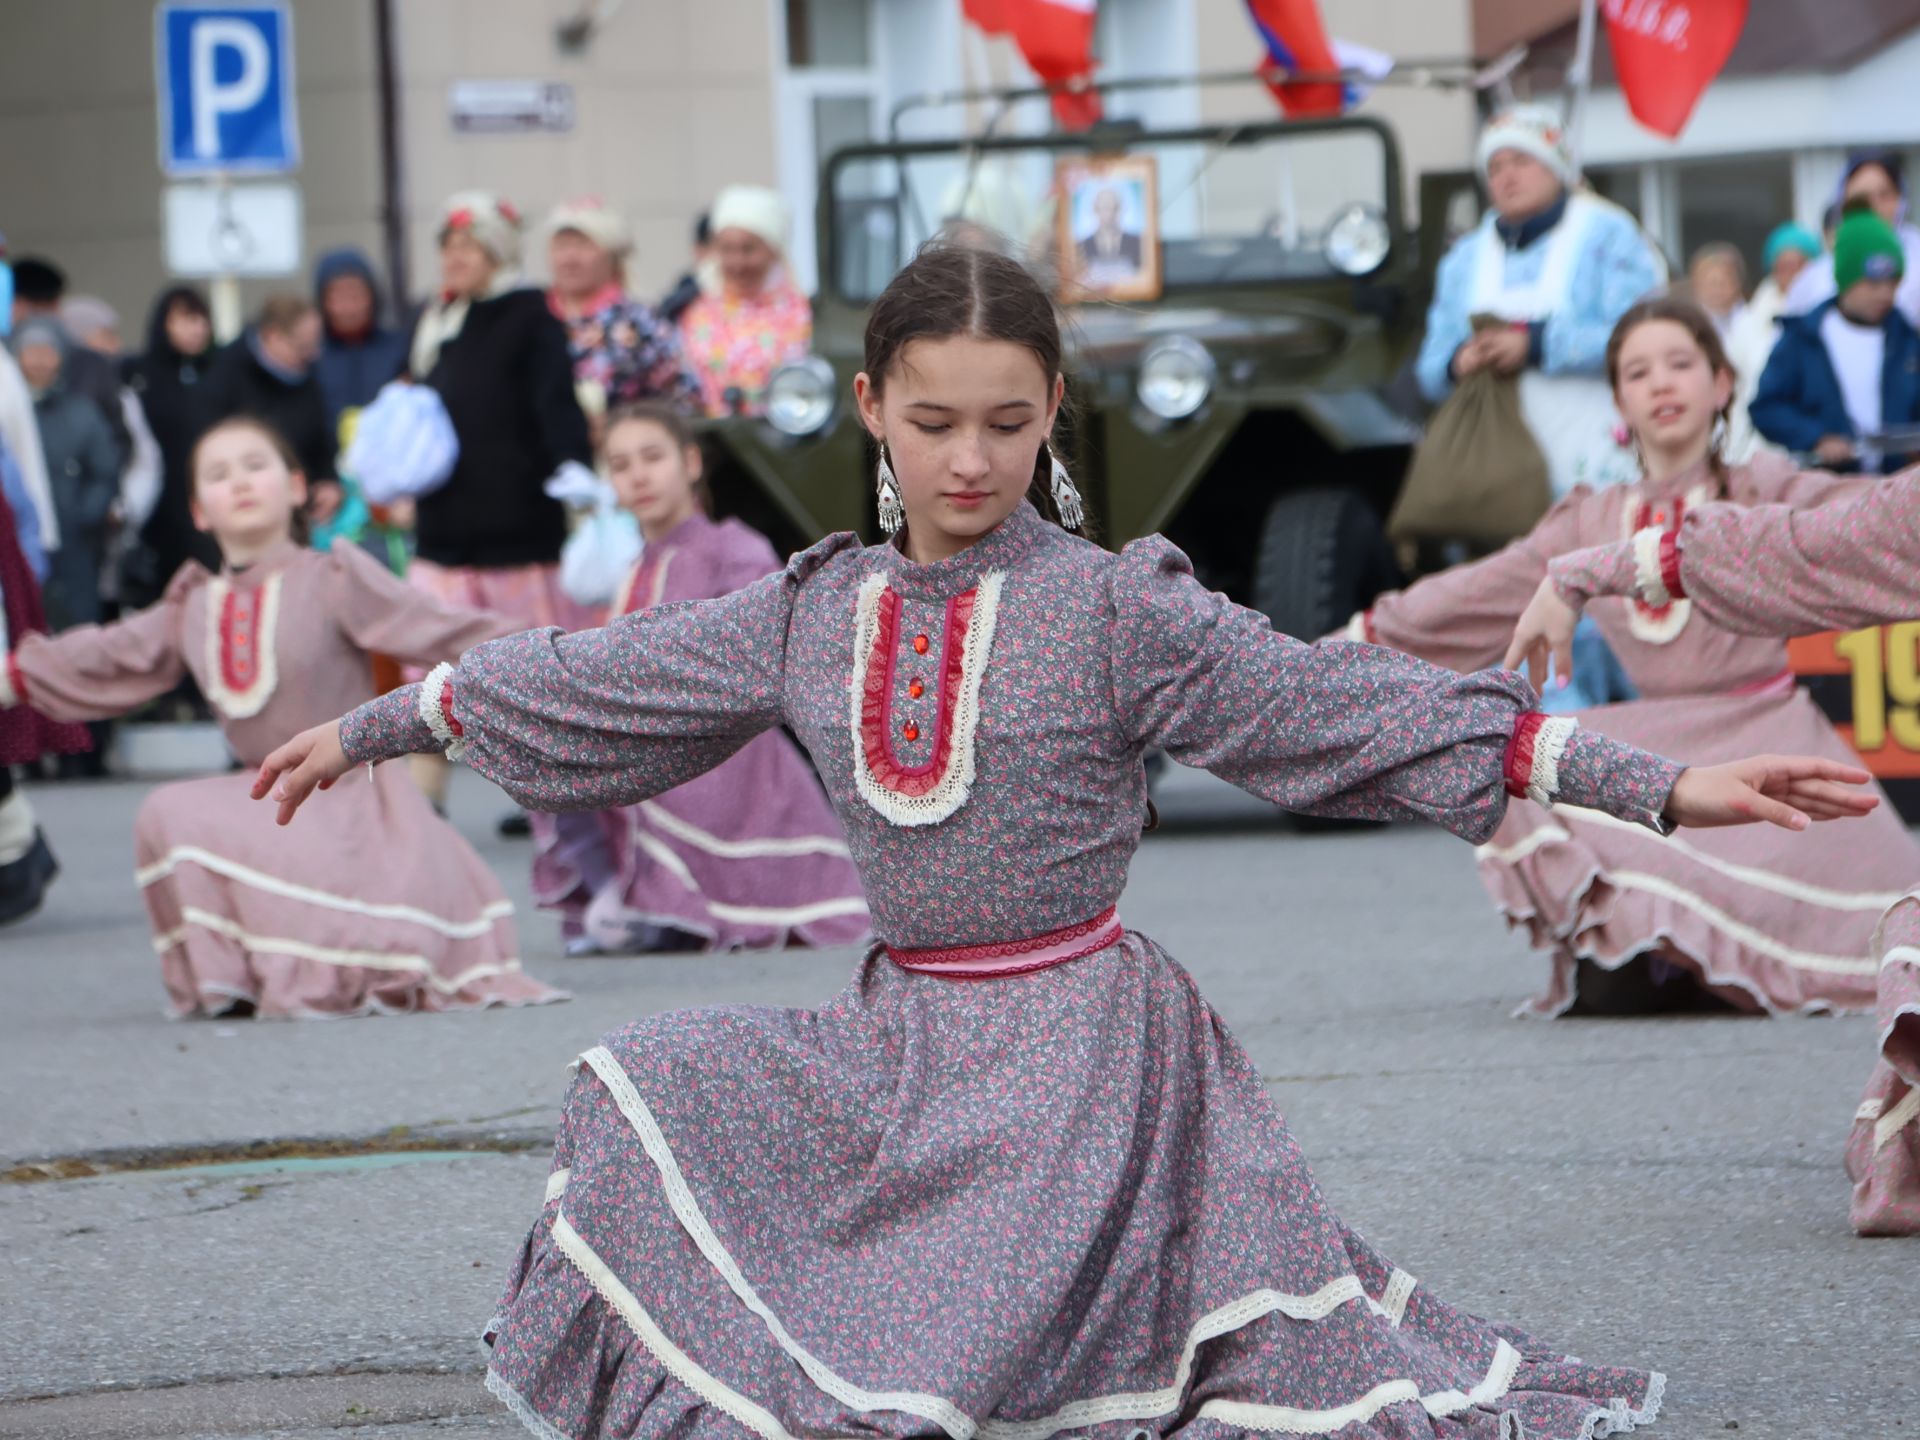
xmin=419 ymin=661 xmax=467 ymax=761
xmin=152 ymin=905 xmax=524 ymax=990
xmin=486 ymin=1368 xmax=579 ymax=1440
xmin=558 ymin=1045 xmax=1574 ymax=1440
xmin=544 ymin=1167 xmax=570 ymax=1204
xmin=1479 ymin=809 xmax=1909 ymax=912
xmin=1525 ymin=716 xmax=1579 ymax=809
xmin=136 ymin=844 xmax=515 ymax=935
xmin=1875 ymin=1086 xmax=1920 ymax=1151
xmin=1630 ymin=525 xmax=1671 ymax=609
xmin=848 ymin=571 xmax=1004 ymax=828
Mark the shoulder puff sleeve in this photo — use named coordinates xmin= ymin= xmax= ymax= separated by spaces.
xmin=1563 ymin=469 xmax=1920 ymax=637
xmin=339 ymin=532 xmax=861 ymax=813
xmin=1107 ymin=537 xmax=1683 ymax=843
xmin=5 ymin=562 xmax=200 ymax=720
xmin=321 ymin=539 xmax=518 ymax=668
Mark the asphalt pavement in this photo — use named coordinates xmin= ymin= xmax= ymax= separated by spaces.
xmin=1 ymin=768 xmax=1913 ymax=1439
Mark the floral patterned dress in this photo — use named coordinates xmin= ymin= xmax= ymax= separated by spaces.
xmin=1552 ymin=468 xmax=1920 ymax=1235
xmin=676 ymin=278 xmax=811 ymax=417
xmin=340 ymin=501 xmax=1683 ymax=1439
xmin=551 ymin=285 xmax=702 ymax=411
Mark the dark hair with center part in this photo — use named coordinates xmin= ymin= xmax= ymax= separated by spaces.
xmin=862 ymin=242 xmax=1086 ymax=535
xmin=1604 ymin=295 xmax=1738 ymax=484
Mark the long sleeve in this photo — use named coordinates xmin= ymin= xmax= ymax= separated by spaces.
xmin=3 ymin=564 xmax=197 ymax=718
xmin=1357 ymin=495 xmax=1585 ymax=672
xmin=0 ymin=348 xmax=57 ymax=550
xmin=1554 ymin=471 xmax=1920 ymax=638
xmin=1749 ymin=333 xmax=1830 ymax=454
xmin=339 ymin=532 xmax=860 ymax=813
xmin=1108 ymin=538 xmax=1681 ymax=843
xmin=1541 ymin=213 xmax=1663 ymax=378
xmin=1414 ymin=236 xmax=1477 ymax=403
xmin=322 ymin=538 xmax=519 ymax=668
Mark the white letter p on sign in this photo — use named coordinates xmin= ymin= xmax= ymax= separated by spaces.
xmin=190 ymin=18 xmax=270 ymax=160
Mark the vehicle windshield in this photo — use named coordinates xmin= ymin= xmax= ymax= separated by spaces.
xmin=827 ymin=122 xmax=1390 ymax=304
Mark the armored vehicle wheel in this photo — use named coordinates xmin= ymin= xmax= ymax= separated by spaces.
xmin=1252 ymin=487 xmax=1399 ymax=642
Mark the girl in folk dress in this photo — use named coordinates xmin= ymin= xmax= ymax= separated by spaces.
xmin=535 ymin=404 xmax=868 ymax=953
xmin=1350 ymin=297 xmax=1920 ymax=1017
xmin=1507 ymin=468 xmax=1920 ymax=1234
xmin=0 ymin=417 xmax=561 ymax=1018
xmin=259 ymin=247 xmax=1871 ymax=1440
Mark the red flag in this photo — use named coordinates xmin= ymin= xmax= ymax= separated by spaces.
xmin=1604 ymin=0 xmax=1747 ymax=139
xmin=963 ymin=0 xmax=1102 ymax=130
xmin=1245 ymin=0 xmax=1345 ymax=118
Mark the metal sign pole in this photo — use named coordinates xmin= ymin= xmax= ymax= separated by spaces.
xmin=208 ymin=171 xmax=244 ymax=343
xmin=1565 ymin=0 xmax=1600 ymax=179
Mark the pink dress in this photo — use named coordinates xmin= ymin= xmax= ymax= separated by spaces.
xmin=1355 ymin=454 xmax=1920 ymax=1017
xmin=1 ymin=539 xmax=563 ymax=1018
xmin=531 ymin=514 xmax=870 ymax=949
xmin=1552 ymin=467 xmax=1920 ymax=1234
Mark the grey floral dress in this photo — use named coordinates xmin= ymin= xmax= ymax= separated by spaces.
xmin=340 ymin=501 xmax=1682 ymax=1439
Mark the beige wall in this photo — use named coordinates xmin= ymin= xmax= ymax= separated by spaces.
xmin=395 ymin=0 xmax=777 ymax=304
xmin=1192 ymin=0 xmax=1477 ymax=215
xmin=0 ymin=0 xmax=384 ymax=336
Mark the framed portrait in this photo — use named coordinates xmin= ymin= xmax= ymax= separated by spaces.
xmin=1055 ymin=154 xmax=1161 ymax=303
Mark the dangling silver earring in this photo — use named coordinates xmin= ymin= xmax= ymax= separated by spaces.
xmin=1046 ymin=442 xmax=1085 ymax=532
xmin=875 ymin=443 xmax=905 ymax=537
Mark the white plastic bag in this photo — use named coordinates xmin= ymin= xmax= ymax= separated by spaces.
xmin=344 ymin=381 xmax=460 ymax=505
xmin=551 ymin=463 xmax=642 ymax=608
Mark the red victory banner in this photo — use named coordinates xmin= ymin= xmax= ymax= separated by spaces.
xmin=964 ymin=0 xmax=1103 ymax=129
xmin=1603 ymin=0 xmax=1748 ymax=139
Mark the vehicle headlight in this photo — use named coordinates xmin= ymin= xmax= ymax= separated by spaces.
xmin=764 ymin=356 xmax=837 ymax=437
xmin=1136 ymin=337 xmax=1215 ymax=422
xmin=1324 ymin=204 xmax=1391 ymax=277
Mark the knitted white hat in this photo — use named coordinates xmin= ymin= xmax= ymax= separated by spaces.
xmin=543 ymin=196 xmax=632 ymax=257
xmin=1475 ymin=104 xmax=1575 ymax=187
xmin=438 ymin=191 xmax=523 ymax=267
xmin=709 ymin=184 xmax=790 ymax=255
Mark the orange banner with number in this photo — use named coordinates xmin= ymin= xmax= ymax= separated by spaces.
xmin=1790 ymin=624 xmax=1920 ymax=778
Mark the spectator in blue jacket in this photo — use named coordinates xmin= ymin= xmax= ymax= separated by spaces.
xmin=1751 ymin=209 xmax=1920 ymax=474
xmin=313 ymin=248 xmax=409 ymax=438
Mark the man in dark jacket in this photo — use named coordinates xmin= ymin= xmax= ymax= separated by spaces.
xmin=10 ymin=256 xmax=130 ymax=469
xmin=196 ymin=294 xmax=341 ymax=516
xmin=312 ymin=247 xmax=409 ymax=437
xmin=1752 ymin=209 xmax=1920 ymax=474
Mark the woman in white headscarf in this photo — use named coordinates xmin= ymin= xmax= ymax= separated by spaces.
xmin=676 ymin=185 xmax=812 ymax=417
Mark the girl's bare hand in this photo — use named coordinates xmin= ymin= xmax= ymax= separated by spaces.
xmin=1503 ymin=577 xmax=1581 ymax=692
xmin=1665 ymin=755 xmax=1877 ymax=832
xmin=251 ymin=720 xmax=351 ymax=826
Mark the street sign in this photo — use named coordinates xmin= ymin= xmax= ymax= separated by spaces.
xmin=155 ymin=2 xmax=300 ymax=175
xmin=163 ymin=181 xmax=302 ymax=277
xmin=449 ymin=80 xmax=576 ymax=135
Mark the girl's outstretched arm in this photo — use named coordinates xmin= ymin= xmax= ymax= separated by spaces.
xmin=257 ymin=532 xmax=859 ymax=826
xmin=2 ymin=562 xmax=198 ymax=720
xmin=1110 ymin=536 xmax=1873 ymax=842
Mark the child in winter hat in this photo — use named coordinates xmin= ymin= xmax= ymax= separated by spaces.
xmin=1834 ymin=209 xmax=1905 ymax=311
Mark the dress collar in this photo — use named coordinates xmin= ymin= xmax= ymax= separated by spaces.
xmin=872 ymin=498 xmax=1047 ymax=600
xmin=221 ymin=538 xmax=304 ymax=589
xmin=648 ymin=511 xmax=712 ymax=550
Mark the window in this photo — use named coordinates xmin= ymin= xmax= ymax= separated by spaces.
xmin=785 ymin=0 xmax=871 ymax=68
xmin=1673 ymin=155 xmax=1794 ymax=289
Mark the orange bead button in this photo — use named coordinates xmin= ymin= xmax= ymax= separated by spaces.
xmin=913 ymin=634 xmax=930 ymax=654
xmin=903 ymin=722 xmax=920 ymax=742
xmin=908 ymin=679 xmax=925 ymax=699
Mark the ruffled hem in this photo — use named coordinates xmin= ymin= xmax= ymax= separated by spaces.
xmin=1477 ymin=809 xmax=1886 ymax=1018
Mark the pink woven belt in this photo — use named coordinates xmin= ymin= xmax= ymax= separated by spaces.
xmin=885 ymin=906 xmax=1124 ymax=982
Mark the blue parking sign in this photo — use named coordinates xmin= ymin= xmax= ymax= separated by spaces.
xmin=156 ymin=3 xmax=300 ymax=175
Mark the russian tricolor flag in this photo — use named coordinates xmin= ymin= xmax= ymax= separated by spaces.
xmin=1245 ymin=0 xmax=1387 ymax=117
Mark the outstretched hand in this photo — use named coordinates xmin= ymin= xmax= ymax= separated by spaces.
xmin=1665 ymin=755 xmax=1877 ymax=832
xmin=1503 ymin=576 xmax=1581 ymax=692
xmin=251 ymin=719 xmax=352 ymax=826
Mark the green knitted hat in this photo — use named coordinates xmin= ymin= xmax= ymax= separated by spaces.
xmin=1834 ymin=210 xmax=1905 ymax=293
